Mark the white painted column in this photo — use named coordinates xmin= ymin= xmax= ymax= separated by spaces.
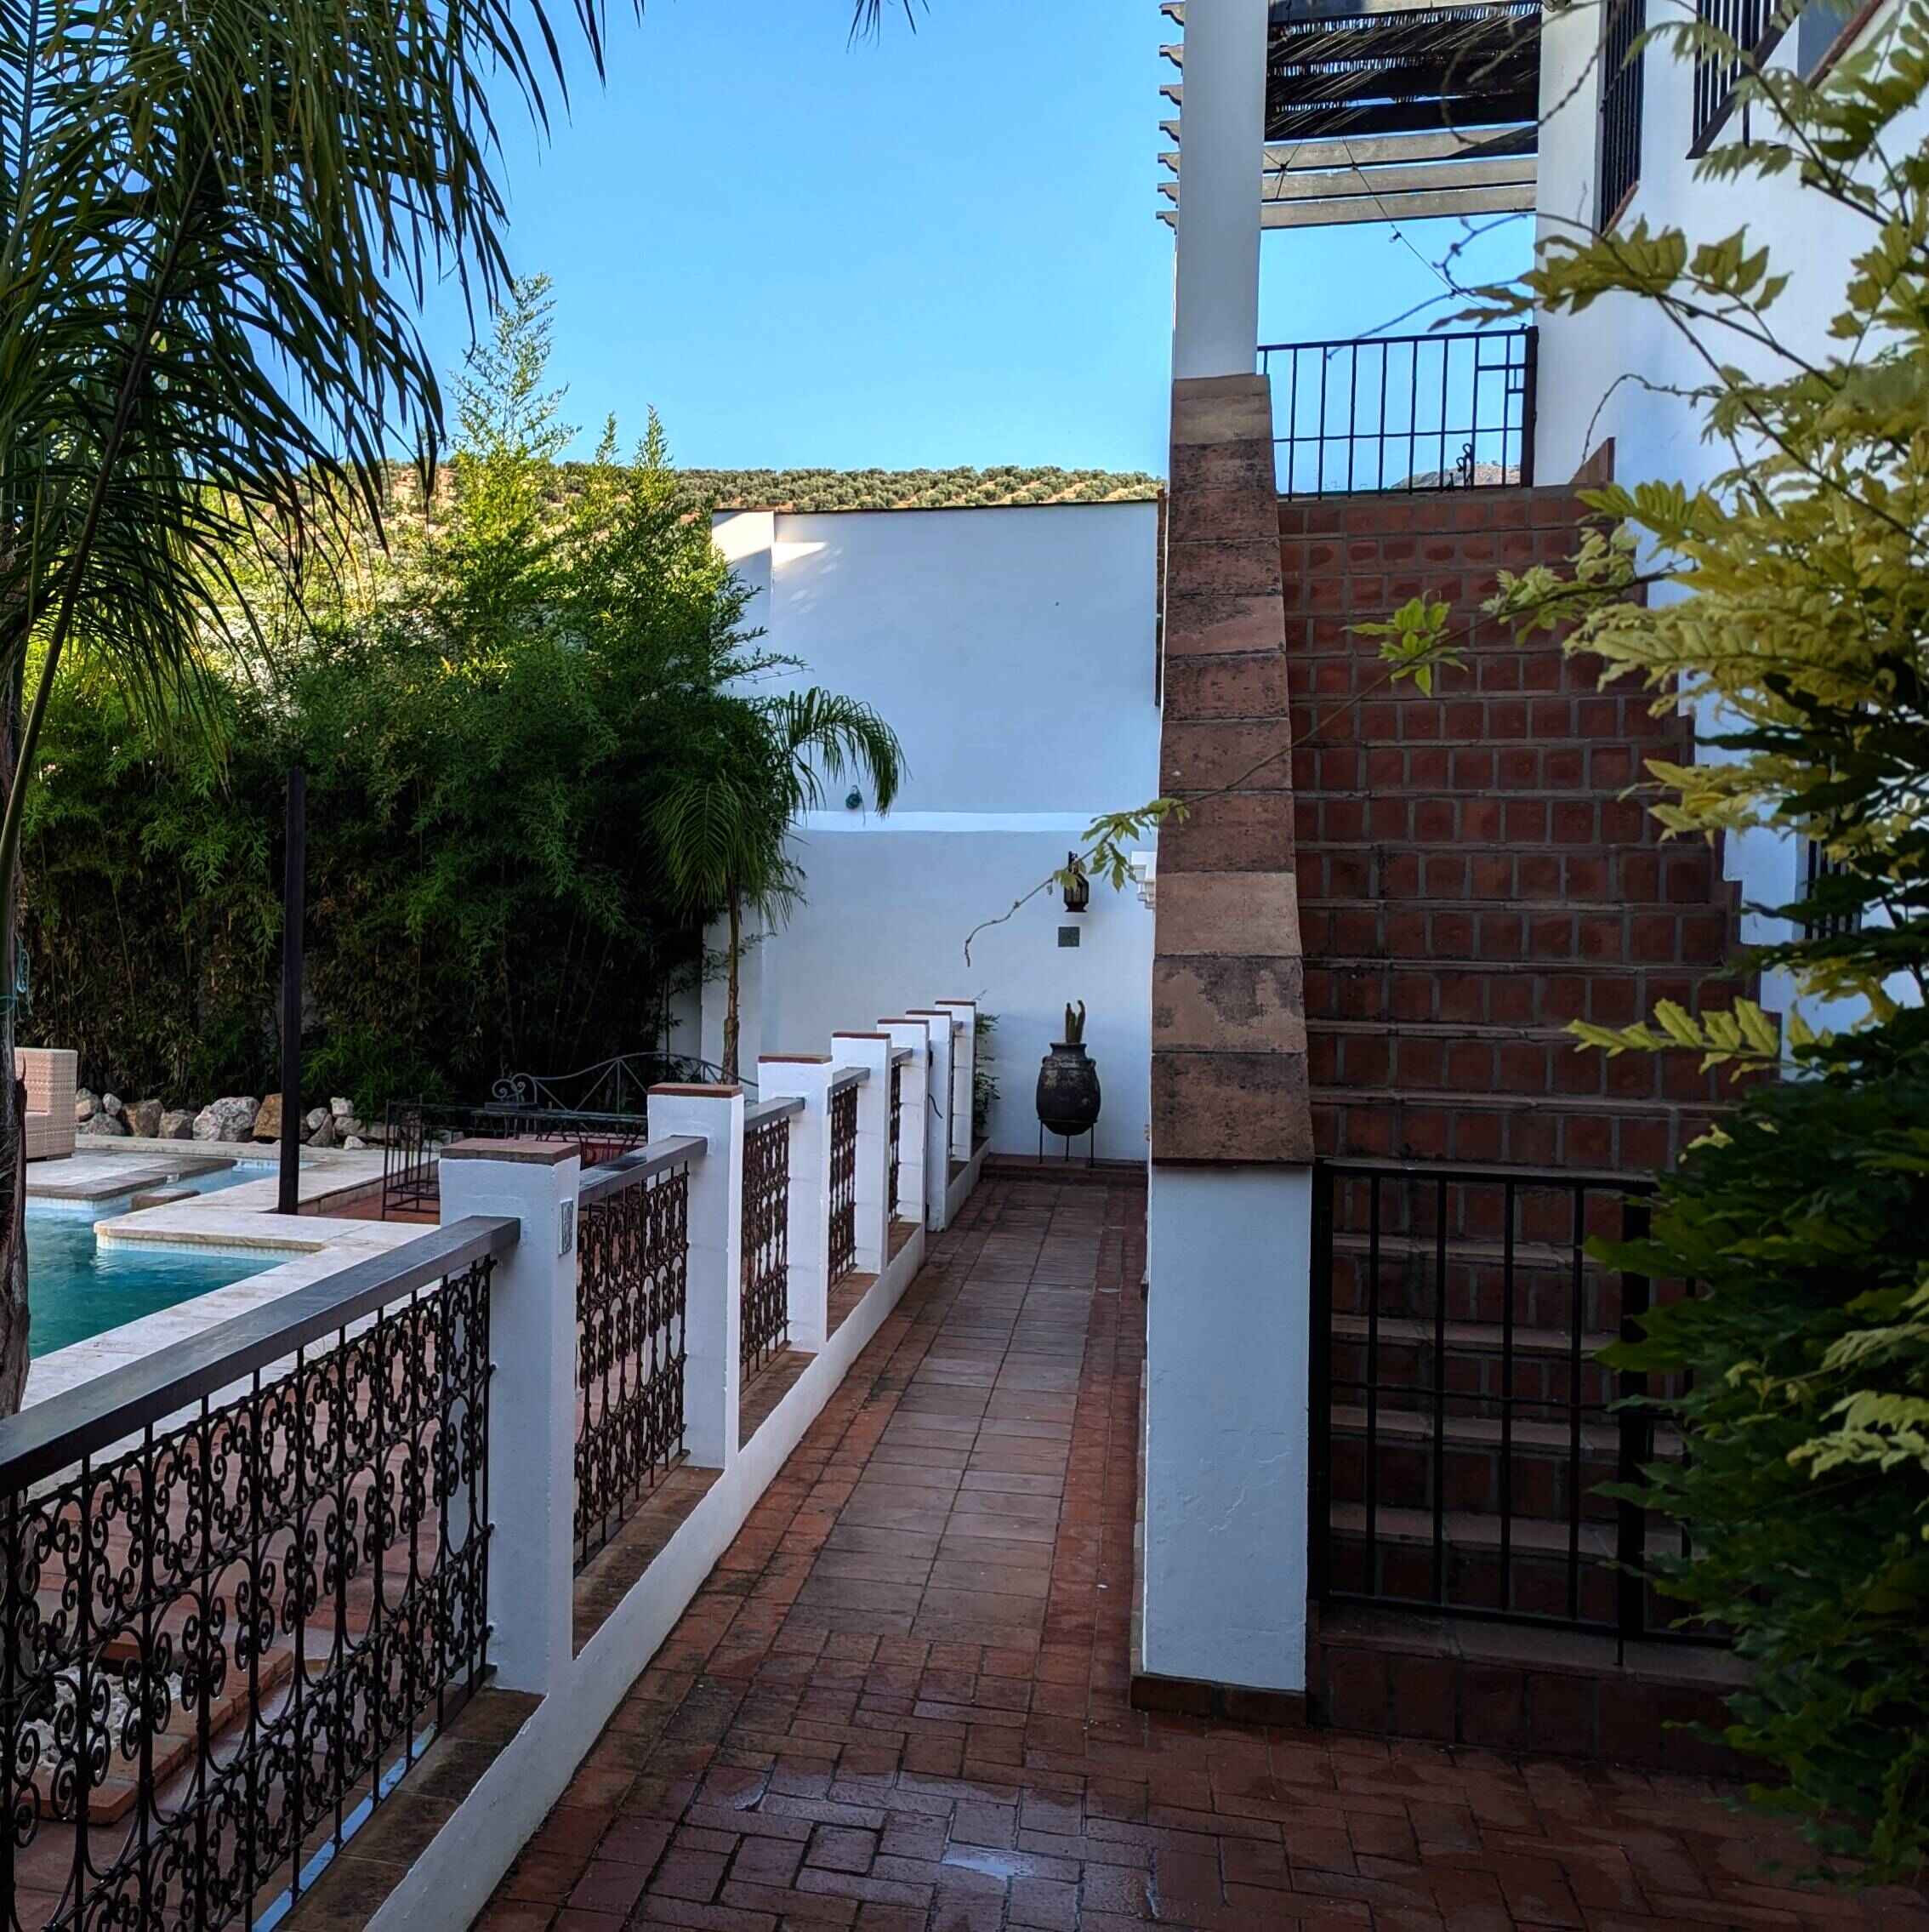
xmin=1172 ymin=0 xmax=1269 ymax=380
xmin=907 ymin=1012 xmax=954 ymax=1233
xmin=438 ymin=1137 xmax=580 ymax=1697
xmin=1141 ymin=1164 xmax=1315 ymax=1694
xmin=756 ymin=1060 xmax=832 ymax=1354
xmin=831 ymin=1034 xmax=891 ymax=1276
xmin=935 ymin=999 xmax=977 ymax=1162
xmin=646 ymin=1083 xmax=745 ymax=1469
xmin=878 ymin=1022 xmax=930 ymax=1227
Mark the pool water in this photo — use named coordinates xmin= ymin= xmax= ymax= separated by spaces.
xmin=25 ymin=1163 xmax=273 ymax=1358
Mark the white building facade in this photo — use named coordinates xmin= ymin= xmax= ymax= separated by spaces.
xmin=682 ymin=502 xmax=1163 ymax=1165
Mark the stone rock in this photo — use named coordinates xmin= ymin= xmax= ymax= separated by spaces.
xmin=252 ymin=1094 xmax=284 ymax=1143
xmin=361 ymin=1121 xmax=390 ymax=1145
xmin=344 ymin=1135 xmax=367 ymax=1150
xmin=101 ymin=1092 xmax=124 ymax=1118
xmin=329 ymin=1096 xmax=354 ymax=1120
xmin=305 ymin=1113 xmax=338 ymax=1149
xmin=74 ymin=1089 xmax=96 ymax=1123
xmin=158 ymin=1109 xmax=196 ymax=1140
xmin=79 ymin=1112 xmax=129 ymax=1137
xmin=304 ymin=1107 xmax=328 ymax=1132
xmin=128 ymin=1099 xmax=163 ymax=1139
xmin=339 ymin=1117 xmax=365 ymax=1141
xmin=193 ymin=1096 xmax=259 ymax=1143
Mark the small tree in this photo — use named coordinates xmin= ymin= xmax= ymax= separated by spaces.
xmin=1380 ymin=0 xmax=1929 ymax=1874
xmin=651 ymin=692 xmax=904 ymax=1080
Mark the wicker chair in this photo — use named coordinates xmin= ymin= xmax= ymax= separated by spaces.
xmin=16 ymin=1049 xmax=77 ymax=1162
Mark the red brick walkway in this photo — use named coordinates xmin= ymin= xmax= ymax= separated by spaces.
xmin=479 ymin=1177 xmax=1928 ymax=1932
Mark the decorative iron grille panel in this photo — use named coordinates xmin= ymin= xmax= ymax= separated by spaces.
xmin=1803 ymin=837 xmax=1865 ymax=939
xmin=741 ymin=1115 xmax=791 ymax=1376
xmin=887 ymin=1062 xmax=903 ymax=1222
xmin=1598 ymin=0 xmax=1645 ymax=227
xmin=576 ymin=1161 xmax=691 ymax=1567
xmin=828 ymin=1084 xmax=859 ymax=1286
xmin=1260 ymin=328 xmax=1536 ymax=498
xmin=0 ymin=1257 xmax=492 ymax=1929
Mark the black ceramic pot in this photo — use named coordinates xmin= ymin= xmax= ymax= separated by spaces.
xmin=1036 ymin=1041 xmax=1101 ymax=1139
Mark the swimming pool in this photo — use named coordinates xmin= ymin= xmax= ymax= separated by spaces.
xmin=25 ymin=1163 xmax=272 ymax=1357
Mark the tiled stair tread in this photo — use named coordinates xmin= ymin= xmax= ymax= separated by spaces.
xmin=1317 ymin=1085 xmax=1704 ymax=1118
xmin=1329 ymin=1500 xmax=1616 ymax=1558
xmin=1326 ymin=1228 xmax=1621 ymax=1269
xmin=1311 ymin=1599 xmax=1750 ymax=1686
xmin=1329 ymin=1402 xmax=1682 ymax=1456
xmin=1308 ymin=951 xmax=1719 ymax=973
xmin=1333 ymin=1311 xmax=1619 ymax=1354
xmin=1310 ymin=1017 xmax=1626 ymax=1039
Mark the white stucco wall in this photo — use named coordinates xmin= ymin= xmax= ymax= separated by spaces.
xmin=1534 ymin=4 xmax=1919 ymax=1024
xmin=702 ymin=504 xmax=1163 ymax=1162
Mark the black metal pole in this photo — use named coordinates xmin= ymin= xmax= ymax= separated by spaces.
xmin=277 ymin=769 xmax=305 ymax=1217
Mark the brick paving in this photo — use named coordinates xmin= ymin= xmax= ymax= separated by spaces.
xmin=477 ymin=1177 xmax=1929 ymax=1932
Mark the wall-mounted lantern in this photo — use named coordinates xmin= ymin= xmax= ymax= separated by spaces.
xmin=1061 ymin=852 xmax=1090 ymax=915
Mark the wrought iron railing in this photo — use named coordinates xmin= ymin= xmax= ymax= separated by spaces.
xmin=1598 ymin=0 xmax=1646 ymax=227
xmin=888 ymin=1051 xmax=907 ymax=1222
xmin=1691 ymin=0 xmax=1767 ymax=151
xmin=740 ymin=1099 xmax=799 ymax=1376
xmin=574 ymin=1139 xmax=703 ymax=1568
xmin=1308 ymin=1159 xmax=1700 ymax=1644
xmin=1260 ymin=328 xmax=1536 ymax=498
xmin=0 ymin=1217 xmax=512 ymax=1929
xmin=1803 ymin=836 xmax=1865 ymax=940
xmin=828 ymin=1073 xmax=861 ymax=1285
xmin=380 ymin=1101 xmax=652 ymax=1219
xmin=490 ymin=1052 xmax=740 ymax=1119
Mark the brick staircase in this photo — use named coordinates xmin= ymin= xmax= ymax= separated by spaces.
xmin=1283 ymin=483 xmax=1754 ymax=1764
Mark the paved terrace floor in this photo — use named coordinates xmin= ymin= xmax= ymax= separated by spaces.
xmin=478 ymin=1177 xmax=1929 ymax=1932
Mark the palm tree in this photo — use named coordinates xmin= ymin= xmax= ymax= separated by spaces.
xmin=0 ymin=0 xmax=639 ymax=1411
xmin=651 ymin=690 xmax=905 ymax=1080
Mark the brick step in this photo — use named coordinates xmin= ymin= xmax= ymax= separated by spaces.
xmin=1295 ymin=751 xmax=1654 ymax=794
xmin=1296 ymin=796 xmax=1670 ymax=847
xmin=1309 ymin=1024 xmax=1730 ymax=1104
xmin=1306 ymin=960 xmax=1734 ymax=1033
xmin=1324 ymin=1508 xmax=1625 ymax=1627
xmin=1329 ymin=1404 xmax=1682 ymax=1518
xmin=1315 ymin=1089 xmax=1706 ymax=1171
xmin=1332 ymin=1309 xmax=1617 ymax=1359
xmin=1300 ymin=854 xmax=1719 ymax=907
xmin=1301 ymin=905 xmax=1732 ymax=969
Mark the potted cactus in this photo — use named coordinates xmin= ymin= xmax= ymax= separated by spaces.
xmin=1036 ymin=1000 xmax=1102 ymax=1141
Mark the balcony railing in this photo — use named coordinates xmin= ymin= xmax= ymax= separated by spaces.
xmin=827 ymin=1073 xmax=861 ymax=1285
xmin=1260 ymin=327 xmax=1537 ymax=498
xmin=0 ymin=1217 xmax=512 ymax=1929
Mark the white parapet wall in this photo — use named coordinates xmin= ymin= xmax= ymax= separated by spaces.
xmin=360 ymin=996 xmax=957 ymax=1932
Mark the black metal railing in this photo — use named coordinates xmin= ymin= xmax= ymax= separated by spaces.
xmin=1260 ymin=328 xmax=1536 ymax=498
xmin=740 ymin=1099 xmax=798 ymax=1377
xmin=490 ymin=1052 xmax=739 ymax=1119
xmin=1598 ymin=0 xmax=1646 ymax=227
xmin=1309 ymin=1158 xmax=1699 ymax=1644
xmin=888 ymin=1052 xmax=907 ymax=1222
xmin=828 ymin=1073 xmax=861 ymax=1285
xmin=380 ymin=1101 xmax=652 ymax=1219
xmin=1803 ymin=836 xmax=1865 ymax=939
xmin=574 ymin=1139 xmax=702 ymax=1568
xmin=0 ymin=1217 xmax=511 ymax=1929
xmin=1692 ymin=0 xmax=1767 ymax=151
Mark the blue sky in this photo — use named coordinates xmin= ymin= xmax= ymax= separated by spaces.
xmin=418 ymin=0 xmax=1530 ymax=476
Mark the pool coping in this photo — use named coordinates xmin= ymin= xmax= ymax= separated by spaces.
xmin=21 ymin=1143 xmax=413 ymax=1415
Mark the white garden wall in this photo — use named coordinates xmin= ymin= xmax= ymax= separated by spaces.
xmin=701 ymin=504 xmax=1164 ymax=1164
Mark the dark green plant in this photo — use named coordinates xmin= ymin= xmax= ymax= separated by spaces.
xmin=972 ymin=1011 xmax=998 ymax=1143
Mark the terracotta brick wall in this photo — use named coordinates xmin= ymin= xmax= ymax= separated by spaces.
xmin=1283 ymin=486 xmax=1749 ymax=1175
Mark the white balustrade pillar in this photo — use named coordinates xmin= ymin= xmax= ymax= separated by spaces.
xmin=831 ymin=1033 xmax=891 ymax=1275
xmin=935 ymin=999 xmax=977 ymax=1163
xmin=1172 ymin=0 xmax=1270 ymax=380
xmin=646 ymin=1083 xmax=745 ymax=1468
xmin=908 ymin=1012 xmax=955 ymax=1232
xmin=756 ymin=1059 xmax=832 ymax=1354
xmin=878 ymin=1021 xmax=930 ymax=1227
xmin=439 ymin=1137 xmax=581 ymax=1697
